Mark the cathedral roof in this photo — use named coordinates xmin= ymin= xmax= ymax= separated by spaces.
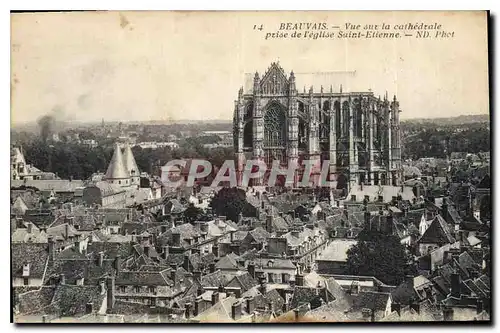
xmin=243 ymin=68 xmax=358 ymax=94
xmin=105 ymin=143 xmax=129 ymax=180
xmin=123 ymin=144 xmax=140 ymax=177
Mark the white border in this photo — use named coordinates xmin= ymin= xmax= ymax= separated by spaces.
xmin=3 ymin=1 xmax=498 ymax=332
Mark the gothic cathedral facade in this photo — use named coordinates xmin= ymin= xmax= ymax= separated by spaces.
xmin=233 ymin=62 xmax=402 ymax=191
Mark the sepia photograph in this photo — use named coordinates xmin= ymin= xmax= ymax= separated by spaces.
xmin=10 ymin=10 xmax=491 ymax=324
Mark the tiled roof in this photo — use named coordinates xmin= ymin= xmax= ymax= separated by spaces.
xmin=11 ymin=179 xmax=84 ymax=193
xmin=115 ymin=270 xmax=171 ymax=286
xmin=47 ymin=259 xmax=116 ymax=285
xmin=17 ymin=286 xmax=56 ymax=315
xmin=318 ymin=240 xmax=357 ymax=262
xmin=47 ymin=284 xmax=105 ymax=317
xmin=418 ymin=215 xmax=456 ymax=245
xmin=215 ymin=255 xmax=239 ymax=270
xmin=12 ymin=243 xmax=49 ymax=279
xmin=226 ymin=272 xmax=258 ymax=292
xmin=350 ymin=291 xmax=391 ymax=312
xmin=12 ymin=224 xmax=48 ymax=243
xmin=289 ymin=286 xmax=322 ymax=310
xmin=253 ymin=258 xmax=296 ymax=270
xmin=201 ymin=270 xmax=231 ymax=288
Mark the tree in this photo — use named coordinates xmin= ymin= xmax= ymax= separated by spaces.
xmin=346 ymin=229 xmax=416 ymax=286
xmin=209 ymin=187 xmax=256 ymax=222
xmin=184 ymin=203 xmax=208 ymax=223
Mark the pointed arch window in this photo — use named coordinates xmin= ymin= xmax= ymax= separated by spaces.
xmin=264 ymin=104 xmax=286 ymax=148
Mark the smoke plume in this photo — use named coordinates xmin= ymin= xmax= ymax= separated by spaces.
xmin=37 ymin=106 xmax=64 ymax=142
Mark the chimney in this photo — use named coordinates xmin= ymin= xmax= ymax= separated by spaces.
xmin=364 ymin=211 xmax=371 ymax=226
xmin=258 ymin=276 xmax=267 ymax=294
xmin=65 ymin=224 xmax=70 ymax=239
xmin=86 ymin=302 xmax=93 ymax=314
xmin=443 ymin=307 xmax=454 ymax=321
xmin=231 ymin=302 xmax=242 ymax=321
xmin=211 ymin=291 xmax=219 ymax=305
xmin=193 ymin=270 xmax=201 ymax=281
xmin=246 ymin=296 xmax=255 ymax=314
xmin=114 ymin=255 xmax=121 ymax=274
xmin=230 ymin=230 xmax=236 ymax=243
xmin=212 ymin=243 xmax=219 ymax=257
xmin=476 ymin=299 xmax=484 ymax=314
xmin=451 ymin=272 xmax=460 ymax=298
xmin=170 ymin=214 xmax=176 ymax=228
xmin=282 ymin=301 xmax=289 ymax=313
xmin=200 ymin=222 xmax=208 ymax=233
xmin=74 ymin=240 xmax=81 ymax=254
xmin=185 ymin=302 xmax=192 ymax=319
xmin=160 ymin=225 xmax=168 ymax=234
xmin=293 ymin=308 xmax=300 ymax=322
xmin=361 ymin=308 xmax=372 ymax=320
xmin=162 ymin=246 xmax=169 ymax=260
xmin=183 ymin=253 xmax=191 ymax=271
xmin=209 ymin=262 xmax=216 ymax=273
xmin=391 ymin=303 xmax=401 ymax=315
xmin=106 ymin=276 xmax=115 ymax=310
xmin=99 ymin=279 xmax=106 ymax=295
xmin=98 ymin=251 xmax=104 ymax=267
xmin=59 ymin=273 xmax=66 ymax=285
xmin=247 ymin=262 xmax=255 ymax=279
xmin=27 ymin=223 xmax=32 ymax=234
xmin=194 ymin=297 xmax=203 ymax=316
xmin=295 ymin=274 xmax=304 ymax=287
xmin=266 ymin=215 xmax=273 ymax=233
xmin=291 ymin=229 xmax=300 ymax=238
xmin=48 ymin=236 xmax=55 ymax=261
xmin=144 ymin=244 xmax=150 ymax=257
xmin=172 ymin=232 xmax=181 ymax=247
xmin=170 ymin=269 xmax=176 ymax=284
xmin=410 ymin=302 xmax=420 ymax=314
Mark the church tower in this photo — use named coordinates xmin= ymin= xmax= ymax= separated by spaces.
xmin=105 ymin=143 xmax=131 ymax=187
xmin=123 ymin=143 xmax=141 ymax=188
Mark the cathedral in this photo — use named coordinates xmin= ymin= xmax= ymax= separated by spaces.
xmin=233 ymin=62 xmax=403 ymax=191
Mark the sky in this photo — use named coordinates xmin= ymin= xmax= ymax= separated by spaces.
xmin=11 ymin=11 xmax=489 ymax=124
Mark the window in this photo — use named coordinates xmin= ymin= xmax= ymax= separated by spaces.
xmin=268 ymin=273 xmax=274 ymax=283
xmin=120 ymin=286 xmax=126 ymax=293
xmin=149 ymin=286 xmax=156 ymax=294
xmin=134 ymin=286 xmax=141 ymax=293
xmin=23 ymin=278 xmax=29 ymax=286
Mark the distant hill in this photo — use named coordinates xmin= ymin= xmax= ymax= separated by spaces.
xmin=402 ymin=114 xmax=489 ymax=125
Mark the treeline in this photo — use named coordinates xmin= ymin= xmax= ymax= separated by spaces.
xmin=22 ymin=139 xmax=234 ymax=181
xmin=402 ymin=126 xmax=490 ymax=160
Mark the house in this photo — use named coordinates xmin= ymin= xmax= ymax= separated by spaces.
xmin=315 ymin=239 xmax=357 ymax=275
xmin=12 ymin=243 xmax=50 ymax=287
xmin=417 ymin=215 xmax=456 ymax=256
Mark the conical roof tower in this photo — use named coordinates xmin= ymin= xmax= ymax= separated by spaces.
xmin=105 ymin=143 xmax=129 ymax=181
xmin=123 ymin=144 xmax=140 ymax=178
